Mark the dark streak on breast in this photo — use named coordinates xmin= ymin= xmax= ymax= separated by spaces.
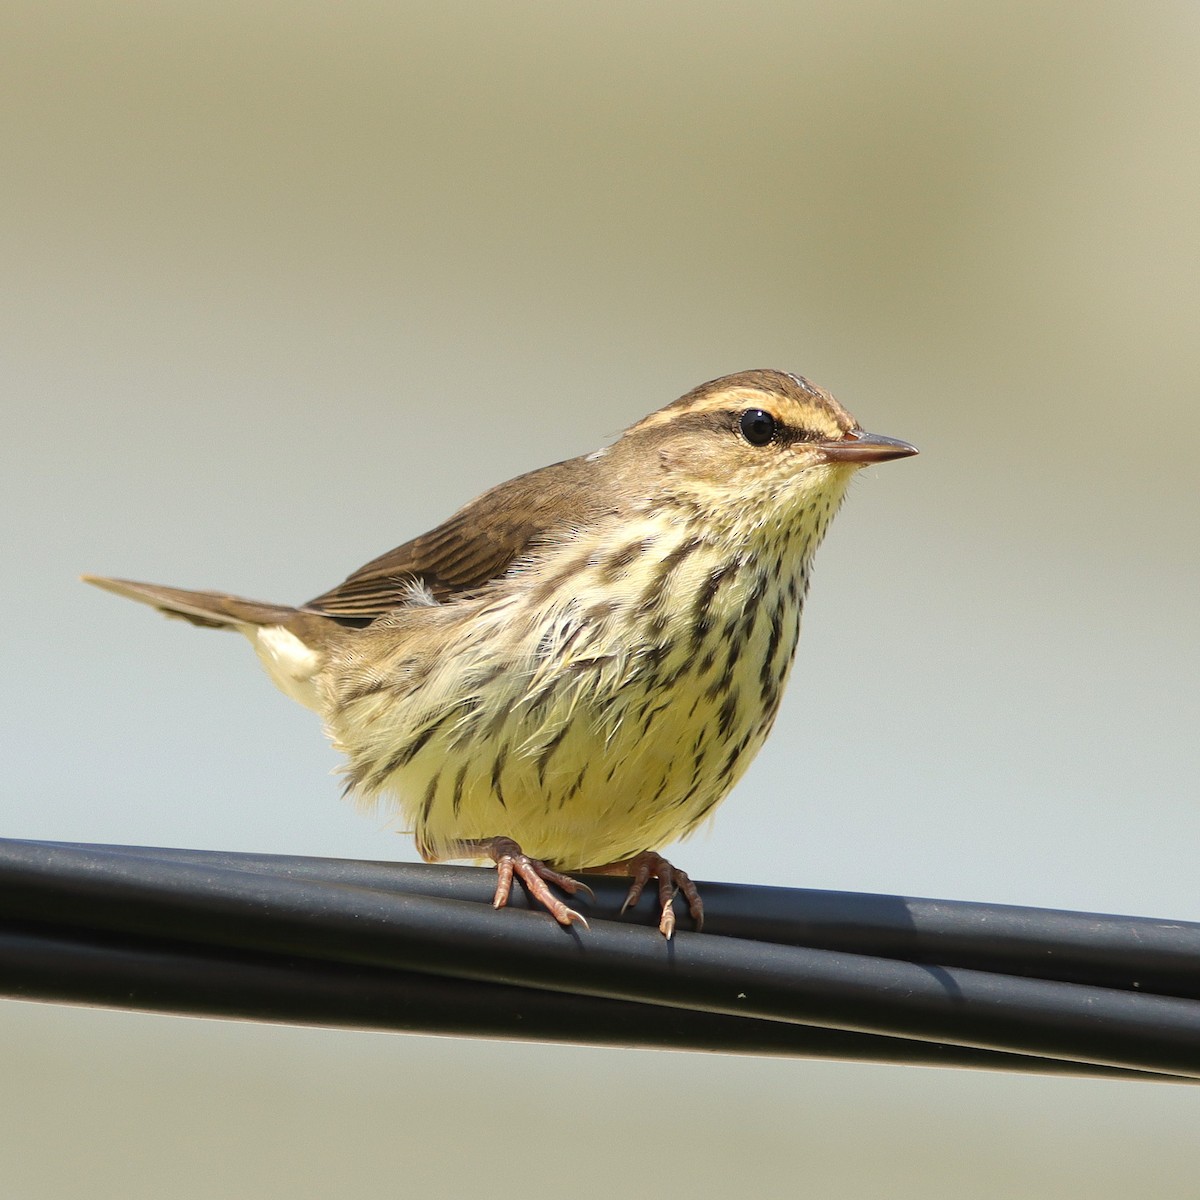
xmin=420 ymin=772 xmax=440 ymax=826
xmin=689 ymin=561 xmax=739 ymax=648
xmin=451 ymin=762 xmax=469 ymax=818
xmin=491 ymin=749 xmax=508 ymax=809
xmin=536 ymin=723 xmax=570 ymax=787
xmin=637 ymin=536 xmax=703 ymax=616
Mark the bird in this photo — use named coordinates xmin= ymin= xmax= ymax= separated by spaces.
xmin=84 ymin=369 xmax=916 ymax=937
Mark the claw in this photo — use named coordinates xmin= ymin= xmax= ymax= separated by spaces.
xmin=561 ymin=908 xmax=590 ymax=931
xmin=567 ymin=877 xmax=597 ymax=903
xmin=659 ymin=899 xmax=676 ymax=940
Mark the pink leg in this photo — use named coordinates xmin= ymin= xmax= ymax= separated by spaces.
xmin=454 ymin=836 xmax=590 ymax=930
xmin=589 ymin=851 xmax=703 ymax=938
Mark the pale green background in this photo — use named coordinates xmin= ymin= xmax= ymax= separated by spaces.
xmin=2 ymin=3 xmax=1199 ymax=1196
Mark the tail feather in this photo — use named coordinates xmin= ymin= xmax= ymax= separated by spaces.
xmin=84 ymin=574 xmax=340 ymax=712
xmin=82 ymin=575 xmax=306 ymax=631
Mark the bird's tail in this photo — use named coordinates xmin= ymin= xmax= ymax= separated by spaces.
xmin=82 ymin=575 xmax=304 ymax=631
xmin=83 ymin=574 xmax=344 ymax=711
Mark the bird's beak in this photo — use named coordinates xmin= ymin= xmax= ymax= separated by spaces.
xmin=818 ymin=431 xmax=918 ymax=464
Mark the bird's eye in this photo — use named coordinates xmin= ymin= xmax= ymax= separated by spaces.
xmin=738 ymin=408 xmax=777 ymax=446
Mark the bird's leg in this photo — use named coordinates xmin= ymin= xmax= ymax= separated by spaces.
xmin=451 ymin=836 xmax=590 ymax=930
xmin=588 ymin=851 xmax=703 ymax=938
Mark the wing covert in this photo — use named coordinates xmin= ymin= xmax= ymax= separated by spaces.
xmin=303 ymin=455 xmax=604 ymax=622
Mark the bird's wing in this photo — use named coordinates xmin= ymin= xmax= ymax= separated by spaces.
xmin=303 ymin=455 xmax=607 ymax=621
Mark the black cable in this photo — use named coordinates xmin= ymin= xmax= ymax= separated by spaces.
xmin=0 ymin=838 xmax=1196 ymax=1081
xmin=68 ymin=842 xmax=1200 ymax=998
xmin=8 ymin=924 xmax=1160 ymax=1075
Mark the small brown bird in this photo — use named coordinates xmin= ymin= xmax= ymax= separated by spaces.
xmin=85 ymin=370 xmax=916 ymax=936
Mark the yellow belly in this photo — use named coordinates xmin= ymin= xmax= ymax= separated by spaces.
xmin=325 ymin=527 xmax=807 ymax=868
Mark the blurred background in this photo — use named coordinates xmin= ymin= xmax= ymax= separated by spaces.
xmin=2 ymin=1 xmax=1198 ymax=1195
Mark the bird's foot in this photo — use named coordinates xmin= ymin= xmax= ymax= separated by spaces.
xmin=464 ymin=836 xmax=591 ymax=930
xmin=591 ymin=851 xmax=703 ymax=938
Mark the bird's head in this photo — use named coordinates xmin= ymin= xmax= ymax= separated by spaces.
xmin=609 ymin=369 xmax=917 ymax=535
